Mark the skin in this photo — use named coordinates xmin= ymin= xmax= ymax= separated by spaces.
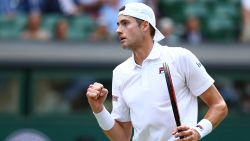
xmin=55 ymin=19 xmax=68 ymax=40
xmin=86 ymin=15 xmax=228 ymax=141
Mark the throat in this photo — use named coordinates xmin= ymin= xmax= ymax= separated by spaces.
xmin=133 ymin=45 xmax=153 ymax=66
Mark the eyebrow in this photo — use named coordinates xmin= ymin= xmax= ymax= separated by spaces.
xmin=117 ymin=19 xmax=129 ymax=26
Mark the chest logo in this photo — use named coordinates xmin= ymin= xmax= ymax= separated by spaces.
xmin=112 ymin=95 xmax=119 ymax=102
xmin=159 ymin=67 xmax=164 ymax=74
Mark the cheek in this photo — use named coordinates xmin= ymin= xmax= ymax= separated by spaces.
xmin=131 ymin=30 xmax=144 ymax=41
xmin=127 ymin=28 xmax=141 ymax=39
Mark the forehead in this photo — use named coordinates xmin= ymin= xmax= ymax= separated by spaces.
xmin=117 ymin=15 xmax=136 ymax=23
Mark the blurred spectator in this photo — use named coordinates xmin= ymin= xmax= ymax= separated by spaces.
xmin=57 ymin=0 xmax=80 ymax=16
xmin=182 ymin=16 xmax=203 ymax=45
xmin=43 ymin=0 xmax=105 ymax=17
xmin=18 ymin=0 xmax=44 ymax=14
xmin=27 ymin=0 xmax=43 ymax=13
xmin=77 ymin=0 xmax=105 ymax=18
xmin=91 ymin=0 xmax=120 ymax=41
xmin=19 ymin=0 xmax=79 ymax=16
xmin=241 ymin=0 xmax=250 ymax=43
xmin=54 ymin=18 xmax=69 ymax=41
xmin=0 ymin=0 xmax=19 ymax=15
xmin=21 ymin=12 xmax=51 ymax=41
xmin=158 ymin=17 xmax=180 ymax=46
xmin=90 ymin=17 xmax=112 ymax=42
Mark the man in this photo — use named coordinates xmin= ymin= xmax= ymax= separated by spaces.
xmin=21 ymin=12 xmax=51 ymax=41
xmin=86 ymin=2 xmax=228 ymax=141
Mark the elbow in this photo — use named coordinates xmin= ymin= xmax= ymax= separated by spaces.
xmin=221 ymin=101 xmax=228 ymax=119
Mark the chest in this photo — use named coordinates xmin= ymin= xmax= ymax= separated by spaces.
xmin=121 ymin=61 xmax=186 ymax=108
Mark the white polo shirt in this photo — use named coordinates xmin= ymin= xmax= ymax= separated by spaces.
xmin=111 ymin=43 xmax=214 ymax=141
xmin=242 ymin=0 xmax=250 ymax=10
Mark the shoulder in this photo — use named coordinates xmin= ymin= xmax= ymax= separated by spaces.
xmin=113 ymin=57 xmax=133 ymax=75
xmin=160 ymin=45 xmax=193 ymax=61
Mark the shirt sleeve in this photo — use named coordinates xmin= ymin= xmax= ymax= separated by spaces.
xmin=181 ymin=49 xmax=214 ymax=96
xmin=111 ymin=69 xmax=131 ymax=122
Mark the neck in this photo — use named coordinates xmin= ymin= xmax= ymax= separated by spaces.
xmin=133 ymin=40 xmax=154 ymax=66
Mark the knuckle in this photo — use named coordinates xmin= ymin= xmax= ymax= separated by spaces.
xmin=86 ymin=88 xmax=93 ymax=93
xmin=94 ymin=82 xmax=102 ymax=86
xmin=103 ymin=88 xmax=108 ymax=93
xmin=87 ymin=87 xmax=91 ymax=91
xmin=97 ymin=83 xmax=104 ymax=88
xmin=86 ymin=92 xmax=91 ymax=97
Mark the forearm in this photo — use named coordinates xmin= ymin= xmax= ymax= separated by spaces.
xmin=86 ymin=82 xmax=132 ymax=140
xmin=199 ymin=85 xmax=228 ymax=128
xmin=203 ymin=100 xmax=228 ymax=128
xmin=194 ymin=85 xmax=228 ymax=139
xmin=104 ymin=121 xmax=132 ymax=141
xmin=93 ymin=107 xmax=132 ymax=141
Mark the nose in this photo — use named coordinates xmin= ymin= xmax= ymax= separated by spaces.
xmin=116 ymin=25 xmax=122 ymax=35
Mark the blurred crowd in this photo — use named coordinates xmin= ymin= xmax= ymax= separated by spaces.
xmin=0 ymin=0 xmax=249 ymax=44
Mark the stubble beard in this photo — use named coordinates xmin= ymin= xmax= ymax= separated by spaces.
xmin=120 ymin=39 xmax=132 ymax=50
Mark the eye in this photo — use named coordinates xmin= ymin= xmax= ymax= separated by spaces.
xmin=122 ymin=21 xmax=128 ymax=26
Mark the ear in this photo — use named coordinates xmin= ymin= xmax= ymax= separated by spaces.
xmin=140 ymin=21 xmax=150 ymax=32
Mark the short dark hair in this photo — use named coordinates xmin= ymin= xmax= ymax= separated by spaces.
xmin=134 ymin=18 xmax=155 ymax=39
xmin=119 ymin=6 xmax=125 ymax=12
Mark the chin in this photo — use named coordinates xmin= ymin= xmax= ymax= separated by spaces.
xmin=121 ymin=44 xmax=132 ymax=50
xmin=120 ymin=42 xmax=127 ymax=48
xmin=121 ymin=44 xmax=128 ymax=50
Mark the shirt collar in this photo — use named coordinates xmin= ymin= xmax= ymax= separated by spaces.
xmin=129 ymin=42 xmax=161 ymax=69
xmin=146 ymin=42 xmax=161 ymax=60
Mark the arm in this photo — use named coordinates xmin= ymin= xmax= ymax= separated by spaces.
xmin=86 ymin=82 xmax=132 ymax=141
xmin=173 ymin=49 xmax=228 ymax=140
xmin=199 ymin=84 xmax=228 ymax=128
xmin=173 ymin=84 xmax=228 ymax=141
xmin=104 ymin=121 xmax=132 ymax=141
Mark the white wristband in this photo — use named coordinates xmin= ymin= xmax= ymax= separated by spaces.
xmin=93 ymin=107 xmax=115 ymax=131
xmin=193 ymin=119 xmax=213 ymax=140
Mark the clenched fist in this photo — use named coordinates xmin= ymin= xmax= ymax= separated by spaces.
xmin=86 ymin=82 xmax=109 ymax=113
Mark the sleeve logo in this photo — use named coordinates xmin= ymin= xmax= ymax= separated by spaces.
xmin=112 ymin=95 xmax=119 ymax=102
xmin=196 ymin=62 xmax=202 ymax=68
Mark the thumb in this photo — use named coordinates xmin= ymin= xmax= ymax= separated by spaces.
xmin=172 ymin=128 xmax=178 ymax=135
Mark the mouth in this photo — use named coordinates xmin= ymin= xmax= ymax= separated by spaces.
xmin=119 ymin=37 xmax=126 ymax=42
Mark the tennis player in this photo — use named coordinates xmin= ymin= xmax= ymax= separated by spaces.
xmin=86 ymin=2 xmax=228 ymax=141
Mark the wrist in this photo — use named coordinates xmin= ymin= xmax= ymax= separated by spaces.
xmin=93 ymin=107 xmax=115 ymax=131
xmin=92 ymin=106 xmax=104 ymax=114
xmin=192 ymin=119 xmax=213 ymax=140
